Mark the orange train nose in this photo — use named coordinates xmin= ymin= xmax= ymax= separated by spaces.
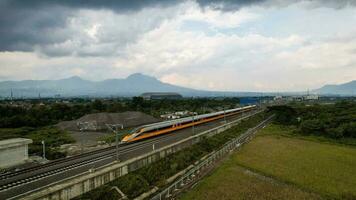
xmin=121 ymin=135 xmax=131 ymax=143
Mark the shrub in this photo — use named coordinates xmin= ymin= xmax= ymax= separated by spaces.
xmin=110 ymin=174 xmax=149 ymax=198
xmin=300 ymin=119 xmax=325 ymax=135
xmin=268 ymin=105 xmax=297 ymax=125
xmin=342 ymin=122 xmax=356 ymax=138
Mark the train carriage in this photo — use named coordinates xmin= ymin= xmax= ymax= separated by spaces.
xmin=121 ymin=105 xmax=256 ymax=143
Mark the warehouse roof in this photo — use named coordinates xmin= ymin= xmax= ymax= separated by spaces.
xmin=141 ymin=92 xmax=182 ymax=96
xmin=0 ymin=138 xmax=33 ymax=149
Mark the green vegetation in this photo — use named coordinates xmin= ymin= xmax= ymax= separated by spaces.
xmin=97 ymin=128 xmax=134 ymax=144
xmin=182 ymin=102 xmax=356 ymax=200
xmin=268 ymin=101 xmax=356 ymax=139
xmin=180 ymin=157 xmax=321 ymax=200
xmin=234 ymin=124 xmax=356 ymax=199
xmin=0 ymin=98 xmax=240 ymax=128
xmin=0 ymin=127 xmax=74 ymax=160
xmin=0 ymin=97 xmax=240 ymax=160
xmin=260 ymin=123 xmax=356 ymax=147
xmin=75 ymin=112 xmax=269 ymax=199
xmin=182 ymin=124 xmax=356 ymax=200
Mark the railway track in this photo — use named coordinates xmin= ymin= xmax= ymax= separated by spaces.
xmin=0 ymin=129 xmax=187 ymax=182
xmin=0 ymin=125 xmax=210 ymax=191
xmin=0 ymin=109 xmax=260 ymax=195
xmin=0 ymin=146 xmax=117 ymax=180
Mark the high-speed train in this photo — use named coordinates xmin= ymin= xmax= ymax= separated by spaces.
xmin=121 ymin=105 xmax=256 ymax=143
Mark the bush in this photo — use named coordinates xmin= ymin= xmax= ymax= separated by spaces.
xmin=268 ymin=105 xmax=297 ymax=125
xmin=77 ymin=185 xmax=119 ymax=200
xmin=0 ymin=126 xmax=74 ymax=160
xmin=46 ymin=149 xmax=67 ymax=160
xmin=110 ymin=174 xmax=150 ymax=198
xmin=270 ymin=102 xmax=356 ymax=140
xmin=326 ymin=127 xmax=344 ymax=139
xmin=300 ymin=119 xmax=325 ymax=135
xmin=342 ymin=122 xmax=356 ymax=138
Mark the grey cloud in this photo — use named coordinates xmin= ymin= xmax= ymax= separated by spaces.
xmin=4 ymin=0 xmax=354 ymax=12
xmin=196 ymin=0 xmax=265 ymax=11
xmin=1 ymin=0 xmax=178 ymax=13
xmin=196 ymin=0 xmax=356 ymax=10
xmin=0 ymin=0 xmax=355 ymax=56
xmin=0 ymin=4 xmax=74 ymax=52
xmin=0 ymin=0 xmax=179 ymax=56
xmin=306 ymin=0 xmax=356 ymax=9
xmin=2 ymin=0 xmax=264 ymax=12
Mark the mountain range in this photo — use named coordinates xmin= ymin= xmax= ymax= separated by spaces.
xmin=0 ymin=73 xmax=258 ymax=98
xmin=313 ymin=80 xmax=356 ymax=96
xmin=0 ymin=73 xmax=354 ymax=98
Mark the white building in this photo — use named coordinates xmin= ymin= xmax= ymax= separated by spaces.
xmin=0 ymin=138 xmax=32 ymax=168
xmin=160 ymin=110 xmax=198 ymax=120
xmin=303 ymin=94 xmax=319 ymax=100
xmin=160 ymin=114 xmax=181 ymax=119
xmin=273 ymin=96 xmax=283 ymax=101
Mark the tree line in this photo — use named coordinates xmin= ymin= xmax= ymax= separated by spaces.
xmin=269 ymin=101 xmax=356 ymax=139
xmin=0 ymin=97 xmax=240 ymax=128
xmin=0 ymin=97 xmax=240 ymax=159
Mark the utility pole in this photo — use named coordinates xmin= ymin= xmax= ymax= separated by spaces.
xmin=79 ymin=127 xmax=84 ymax=154
xmin=192 ymin=115 xmax=195 ymax=135
xmin=41 ymin=140 xmax=46 ymax=160
xmin=192 ymin=112 xmax=198 ymax=135
xmin=106 ymin=124 xmax=124 ymax=161
xmin=10 ymin=88 xmax=13 ymax=104
xmin=223 ymin=107 xmax=226 ymax=124
xmin=77 ymin=122 xmax=90 ymax=154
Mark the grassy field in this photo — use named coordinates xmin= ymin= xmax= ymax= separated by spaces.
xmin=180 ymin=157 xmax=321 ymax=200
xmin=181 ymin=124 xmax=356 ymax=200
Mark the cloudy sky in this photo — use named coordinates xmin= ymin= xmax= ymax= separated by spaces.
xmin=0 ymin=0 xmax=356 ymax=92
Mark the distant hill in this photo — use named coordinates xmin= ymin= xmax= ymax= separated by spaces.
xmin=0 ymin=73 xmax=259 ymax=98
xmin=3 ymin=73 xmax=354 ymax=98
xmin=314 ymin=80 xmax=356 ymax=96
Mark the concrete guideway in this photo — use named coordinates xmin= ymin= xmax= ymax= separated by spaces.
xmin=0 ymin=109 xmax=263 ymax=200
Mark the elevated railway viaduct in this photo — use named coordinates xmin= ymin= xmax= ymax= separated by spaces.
xmin=0 ymin=107 xmax=263 ymax=200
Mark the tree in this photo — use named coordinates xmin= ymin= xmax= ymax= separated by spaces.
xmin=268 ymin=105 xmax=297 ymax=125
xmin=130 ymin=96 xmax=144 ymax=110
xmin=300 ymin=119 xmax=325 ymax=135
xmin=342 ymin=122 xmax=356 ymax=138
xmin=91 ymin=99 xmax=106 ymax=111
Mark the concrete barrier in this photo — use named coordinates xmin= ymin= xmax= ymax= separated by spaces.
xmin=17 ymin=110 xmax=263 ymax=200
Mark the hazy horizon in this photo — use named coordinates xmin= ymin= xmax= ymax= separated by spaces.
xmin=1 ymin=0 xmax=356 ymax=92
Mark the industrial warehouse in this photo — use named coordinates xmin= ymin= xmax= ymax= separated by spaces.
xmin=141 ymin=92 xmax=183 ymax=100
